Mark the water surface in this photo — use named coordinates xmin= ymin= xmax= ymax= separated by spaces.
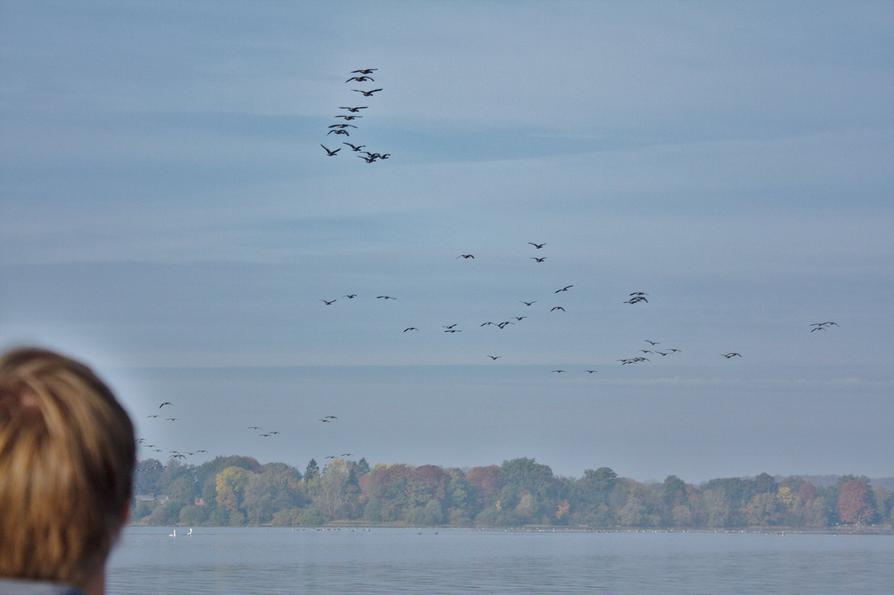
xmin=108 ymin=527 xmax=894 ymax=594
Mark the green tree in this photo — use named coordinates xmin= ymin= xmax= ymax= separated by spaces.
xmin=134 ymin=459 xmax=164 ymax=495
xmin=216 ymin=466 xmax=252 ymax=517
xmin=305 ymin=459 xmax=320 ymax=483
xmin=243 ymin=465 xmax=304 ymax=525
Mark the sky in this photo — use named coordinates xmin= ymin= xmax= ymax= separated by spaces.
xmin=1 ymin=1 xmax=892 ymax=481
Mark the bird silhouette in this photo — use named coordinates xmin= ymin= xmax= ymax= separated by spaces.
xmin=645 ymin=340 xmax=660 ymax=346
xmin=376 ymin=295 xmax=397 ymax=300
xmin=554 ymin=284 xmax=573 ymax=293
xmin=147 ymin=414 xmax=159 ymax=418
xmin=458 ymin=254 xmax=475 ymax=259
xmin=528 ymin=242 xmax=546 ymax=249
xmin=521 ymin=301 xmax=536 ymax=306
xmin=353 ymin=88 xmax=383 ymax=97
xmin=351 ymin=68 xmax=378 ymax=74
xmin=403 ymin=327 xmax=419 ymax=333
xmin=346 ymin=75 xmax=375 ymax=83
xmin=531 ymin=257 xmax=547 ymax=263
xmin=339 ymin=106 xmax=368 ymax=112
xmin=722 ymin=352 xmax=742 ymax=359
xmin=321 ymin=144 xmax=341 ymax=156
xmin=444 ymin=329 xmax=463 ymax=333
xmin=159 ymin=402 xmax=173 ymax=408
xmin=550 ymin=306 xmax=566 ymax=312
xmin=321 ymin=299 xmax=336 ymax=305
xmin=327 ymin=129 xmax=350 ymax=136
xmin=586 ymin=370 xmax=598 ymax=374
xmin=343 ymin=142 xmax=366 ymax=152
xmin=552 ymin=369 xmax=566 ymax=374
xmin=328 ymin=124 xmax=357 ymax=129
xmin=443 ymin=324 xmax=458 ymax=329
xmin=335 ymin=115 xmax=362 ymax=121
xmin=344 ymin=294 xmax=358 ymax=299
xmin=512 ymin=316 xmax=527 ymax=321
xmin=488 ymin=355 xmax=501 ymax=360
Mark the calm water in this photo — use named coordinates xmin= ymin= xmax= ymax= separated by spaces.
xmin=108 ymin=527 xmax=894 ymax=594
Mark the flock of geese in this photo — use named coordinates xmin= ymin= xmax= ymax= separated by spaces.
xmin=320 ymin=68 xmax=391 ymax=163
xmin=316 ymin=240 xmax=840 ymax=375
xmin=137 ymin=68 xmax=841 ymax=470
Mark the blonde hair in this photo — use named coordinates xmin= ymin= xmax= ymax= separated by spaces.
xmin=0 ymin=347 xmax=135 ymax=587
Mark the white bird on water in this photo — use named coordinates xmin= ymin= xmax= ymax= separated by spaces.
xmin=187 ymin=528 xmax=193 ymax=536
xmin=169 ymin=528 xmax=177 ymax=538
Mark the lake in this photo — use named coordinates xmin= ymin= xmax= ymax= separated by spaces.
xmin=108 ymin=527 xmax=894 ymax=594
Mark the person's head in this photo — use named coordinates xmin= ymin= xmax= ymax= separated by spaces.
xmin=0 ymin=347 xmax=135 ymax=590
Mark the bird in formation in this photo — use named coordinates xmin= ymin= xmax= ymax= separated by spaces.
xmin=528 ymin=242 xmax=546 ymax=249
xmin=458 ymin=254 xmax=475 ymax=259
xmin=722 ymin=352 xmax=742 ymax=359
xmin=322 ymin=75 xmax=389 ymax=161
xmin=159 ymin=401 xmax=173 ymax=408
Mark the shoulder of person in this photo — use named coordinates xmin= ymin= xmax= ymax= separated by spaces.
xmin=0 ymin=579 xmax=83 ymax=595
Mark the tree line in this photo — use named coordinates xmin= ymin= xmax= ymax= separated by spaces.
xmin=131 ymin=456 xmax=893 ymax=529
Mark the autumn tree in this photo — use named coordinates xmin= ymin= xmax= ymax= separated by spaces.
xmin=836 ymin=476 xmax=876 ymax=525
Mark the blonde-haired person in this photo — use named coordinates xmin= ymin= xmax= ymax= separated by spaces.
xmin=0 ymin=347 xmax=136 ymax=595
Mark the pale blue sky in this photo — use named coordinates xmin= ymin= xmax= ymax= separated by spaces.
xmin=1 ymin=1 xmax=892 ymax=480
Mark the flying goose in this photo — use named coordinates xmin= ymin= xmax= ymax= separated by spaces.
xmin=321 ymin=144 xmax=341 ymax=156
xmin=353 ymin=88 xmax=383 ymax=97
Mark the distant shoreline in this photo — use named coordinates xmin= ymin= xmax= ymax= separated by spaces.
xmin=129 ymin=523 xmax=894 ymax=535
